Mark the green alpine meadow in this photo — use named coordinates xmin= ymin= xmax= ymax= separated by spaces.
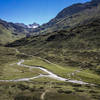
xmin=0 ymin=0 xmax=100 ymax=100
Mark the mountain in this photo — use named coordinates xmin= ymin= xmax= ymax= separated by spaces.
xmin=15 ymin=22 xmax=40 ymax=29
xmin=7 ymin=0 xmax=100 ymax=69
xmin=7 ymin=17 xmax=100 ymax=72
xmin=0 ymin=19 xmax=29 ymax=44
xmin=31 ymin=0 xmax=100 ymax=35
xmin=1 ymin=0 xmax=100 ymax=99
xmin=0 ymin=18 xmax=40 ymax=44
xmin=28 ymin=23 xmax=40 ymax=28
xmin=15 ymin=23 xmax=28 ymax=28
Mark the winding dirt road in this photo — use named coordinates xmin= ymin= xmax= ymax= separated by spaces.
xmin=0 ymin=59 xmax=90 ymax=85
xmin=0 ymin=48 xmax=94 ymax=85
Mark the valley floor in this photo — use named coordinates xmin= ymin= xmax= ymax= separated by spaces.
xmin=0 ymin=47 xmax=100 ymax=100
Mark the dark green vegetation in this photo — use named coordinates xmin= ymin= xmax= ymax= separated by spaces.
xmin=0 ymin=46 xmax=100 ymax=100
xmin=1 ymin=80 xmax=100 ymax=100
xmin=0 ymin=46 xmax=97 ymax=100
xmin=0 ymin=46 xmax=17 ymax=65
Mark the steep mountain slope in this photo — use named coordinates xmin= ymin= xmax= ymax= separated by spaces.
xmin=0 ymin=19 xmax=29 ymax=44
xmin=7 ymin=17 xmax=100 ymax=74
xmin=31 ymin=0 xmax=100 ymax=35
xmin=15 ymin=23 xmax=28 ymax=28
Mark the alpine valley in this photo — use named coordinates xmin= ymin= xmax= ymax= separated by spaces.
xmin=0 ymin=0 xmax=100 ymax=100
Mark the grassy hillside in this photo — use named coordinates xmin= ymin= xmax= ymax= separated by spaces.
xmin=8 ymin=18 xmax=100 ymax=73
xmin=1 ymin=17 xmax=100 ymax=99
xmin=0 ymin=24 xmax=22 ymax=44
xmin=0 ymin=19 xmax=28 ymax=44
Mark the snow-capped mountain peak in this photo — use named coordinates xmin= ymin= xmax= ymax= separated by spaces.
xmin=28 ymin=23 xmax=39 ymax=28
